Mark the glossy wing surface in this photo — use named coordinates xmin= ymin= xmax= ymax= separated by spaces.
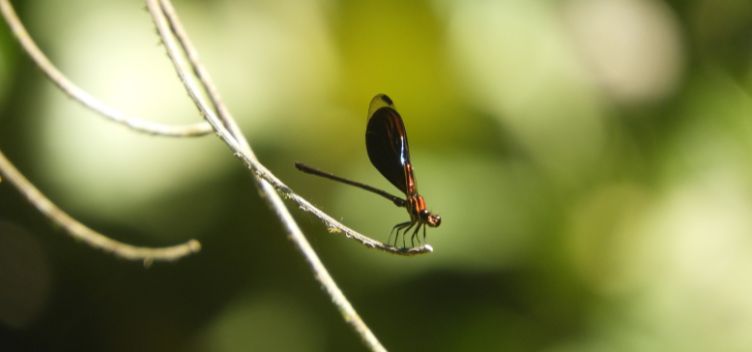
xmin=366 ymin=106 xmax=414 ymax=194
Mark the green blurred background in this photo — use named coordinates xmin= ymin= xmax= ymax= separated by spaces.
xmin=1 ymin=0 xmax=752 ymax=350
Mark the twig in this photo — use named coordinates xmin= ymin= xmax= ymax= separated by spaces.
xmin=157 ymin=0 xmax=234 ymax=135
xmin=147 ymin=1 xmax=394 ymax=350
xmin=155 ymin=0 xmax=432 ymax=257
xmin=0 ymin=0 xmax=213 ymax=137
xmin=0 ymin=148 xmax=201 ymax=263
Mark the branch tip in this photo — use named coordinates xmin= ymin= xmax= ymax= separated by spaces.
xmin=0 ymin=148 xmax=201 ymax=263
xmin=0 ymin=0 xmax=213 ymax=137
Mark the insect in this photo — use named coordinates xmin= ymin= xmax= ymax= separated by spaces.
xmin=295 ymin=94 xmax=441 ymax=248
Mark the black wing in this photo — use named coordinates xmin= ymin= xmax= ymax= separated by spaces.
xmin=365 ymin=95 xmax=415 ymax=195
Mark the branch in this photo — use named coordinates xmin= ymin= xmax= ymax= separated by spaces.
xmin=147 ymin=1 xmax=418 ymax=350
xmin=157 ymin=0 xmax=234 ymax=135
xmin=0 ymin=0 xmax=213 ymax=137
xmin=155 ymin=0 xmax=432 ymax=257
xmin=0 ymin=148 xmax=201 ymax=263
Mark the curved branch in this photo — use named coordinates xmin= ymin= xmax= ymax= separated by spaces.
xmin=0 ymin=0 xmax=213 ymax=137
xmin=0 ymin=148 xmax=201 ymax=263
xmin=157 ymin=0 xmax=234 ymax=134
xmin=243 ymin=154 xmax=433 ymax=256
xmin=147 ymin=1 xmax=426 ymax=350
xmin=154 ymin=0 xmax=432 ymax=257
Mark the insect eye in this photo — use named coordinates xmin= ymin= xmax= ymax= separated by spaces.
xmin=428 ymin=213 xmax=441 ymax=227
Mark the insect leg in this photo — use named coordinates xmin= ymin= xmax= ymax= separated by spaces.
xmin=410 ymin=223 xmax=423 ymax=247
xmin=390 ymin=221 xmax=411 ymax=247
xmin=399 ymin=222 xmax=416 ymax=248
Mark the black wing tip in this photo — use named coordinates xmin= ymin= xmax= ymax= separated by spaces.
xmin=376 ymin=94 xmax=393 ymax=105
xmin=372 ymin=93 xmax=393 ymax=106
xmin=369 ymin=94 xmax=397 ymax=118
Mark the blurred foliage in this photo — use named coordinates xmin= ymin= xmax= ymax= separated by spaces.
xmin=1 ymin=0 xmax=752 ymax=351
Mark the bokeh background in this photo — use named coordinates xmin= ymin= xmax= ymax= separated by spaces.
xmin=1 ymin=0 xmax=752 ymax=350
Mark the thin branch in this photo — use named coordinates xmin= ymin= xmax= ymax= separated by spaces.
xmin=147 ymin=1 xmax=403 ymax=350
xmin=154 ymin=0 xmax=432 ymax=256
xmin=0 ymin=0 xmax=213 ymax=137
xmin=0 ymin=148 xmax=201 ymax=263
xmin=262 ymin=175 xmax=388 ymax=352
xmin=158 ymin=0 xmax=235 ymax=136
